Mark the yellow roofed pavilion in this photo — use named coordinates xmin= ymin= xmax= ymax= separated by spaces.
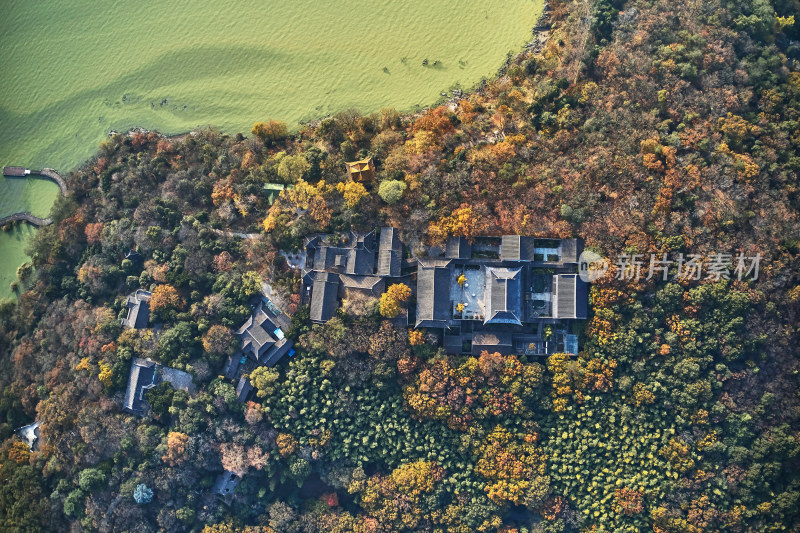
xmin=345 ymin=157 xmax=375 ymax=182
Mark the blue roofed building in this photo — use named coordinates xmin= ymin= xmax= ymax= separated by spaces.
xmin=415 ymin=235 xmax=589 ymax=357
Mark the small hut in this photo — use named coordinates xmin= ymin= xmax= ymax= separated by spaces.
xmin=3 ymin=167 xmax=29 ymax=177
xmin=345 ymin=158 xmax=375 ymax=182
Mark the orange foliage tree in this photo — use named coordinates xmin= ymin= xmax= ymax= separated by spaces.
xmin=149 ymin=285 xmax=184 ymax=312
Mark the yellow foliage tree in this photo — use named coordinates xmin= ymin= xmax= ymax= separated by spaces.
xmin=336 ymin=181 xmax=368 ymax=209
xmin=8 ymin=441 xmax=31 ymax=464
xmin=408 ymin=330 xmax=425 ymax=346
xmin=262 ymin=179 xmax=330 ymax=232
xmin=428 ymin=205 xmax=487 ymax=245
xmin=211 ymin=181 xmax=234 ymax=207
xmin=98 ymin=362 xmax=113 ymax=388
xmin=391 ymin=460 xmax=444 ymax=498
xmin=474 ymin=426 xmax=548 ymax=507
xmin=249 ymin=366 xmax=280 ymax=398
xmin=276 ymin=433 xmax=297 ymax=457
xmin=405 ymin=130 xmax=437 ymax=155
xmin=633 ymin=383 xmax=656 ymax=407
xmin=379 ymin=283 xmax=411 ymax=318
xmin=163 ymin=431 xmax=190 ymax=466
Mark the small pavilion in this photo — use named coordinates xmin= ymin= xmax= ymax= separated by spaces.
xmin=345 ymin=158 xmax=375 ymax=182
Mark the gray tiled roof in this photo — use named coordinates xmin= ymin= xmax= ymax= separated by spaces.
xmin=306 ymin=231 xmax=378 ymax=276
xmin=340 ymin=274 xmax=385 ymax=294
xmin=472 ymin=332 xmax=513 ymax=347
xmin=314 ymin=245 xmax=375 ymax=276
xmin=310 ymin=272 xmax=340 ymax=323
xmin=236 ymin=304 xmax=278 ymax=359
xmin=445 ymin=236 xmax=472 ymax=259
xmin=377 ymin=227 xmax=402 ymax=276
xmin=123 ymin=358 xmax=157 ymax=415
xmin=555 ymin=274 xmax=575 ymax=318
xmin=560 ymin=238 xmax=583 ymax=263
xmin=235 ymin=300 xmax=293 ymax=365
xmin=123 ymin=358 xmax=194 ymax=416
xmin=236 ymin=376 xmax=254 ymax=402
xmin=261 ymin=338 xmax=293 ymax=367
xmin=415 ymin=260 xmax=451 ymax=328
xmin=121 ymin=289 xmax=152 ymax=329
xmin=500 ymin=235 xmax=536 ymax=261
xmin=552 ymin=274 xmax=589 ymax=319
xmin=347 ymin=247 xmax=376 ymax=276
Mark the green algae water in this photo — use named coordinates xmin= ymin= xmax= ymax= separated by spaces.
xmin=0 ymin=223 xmax=36 ymax=300
xmin=0 ymin=0 xmax=543 ymax=295
xmin=1 ymin=0 xmax=543 ymax=172
xmin=0 ymin=175 xmax=60 ymax=219
xmin=0 ymin=176 xmax=60 ymax=299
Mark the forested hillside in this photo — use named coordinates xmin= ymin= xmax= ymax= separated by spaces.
xmin=1 ymin=0 xmax=799 ymax=531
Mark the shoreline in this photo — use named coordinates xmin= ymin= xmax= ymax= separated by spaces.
xmin=103 ymin=0 xmax=554 ymax=146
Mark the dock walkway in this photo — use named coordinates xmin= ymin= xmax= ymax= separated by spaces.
xmin=1 ymin=166 xmax=67 ymax=228
xmin=0 ymin=211 xmax=53 ymax=227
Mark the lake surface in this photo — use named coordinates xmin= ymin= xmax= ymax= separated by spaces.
xmin=0 ymin=175 xmax=60 ymax=219
xmin=0 ymin=176 xmax=60 ymax=300
xmin=1 ymin=0 xmax=542 ymax=171
xmin=0 ymin=222 xmax=36 ymax=300
xmin=0 ymin=0 xmax=544 ymax=296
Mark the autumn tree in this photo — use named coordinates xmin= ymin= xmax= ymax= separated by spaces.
xmin=212 ymin=251 xmax=233 ymax=272
xmin=149 ymin=285 xmax=184 ymax=313
xmin=391 ymin=460 xmax=444 ymax=497
xmin=614 ymin=487 xmax=645 ymax=516
xmin=84 ymin=222 xmax=104 ymax=245
xmin=379 ymin=283 xmax=411 ymax=318
xmin=262 ymin=179 xmax=330 ymax=233
xmin=162 ymin=431 xmax=190 ymax=466
xmin=408 ymin=329 xmax=425 ymax=346
xmin=98 ymin=361 xmax=113 ymax=388
xmin=276 ymin=433 xmax=297 ymax=457
xmin=7 ymin=442 xmax=30 ymax=464
xmin=336 ymin=181 xmax=368 ymax=209
xmin=251 ymin=120 xmax=287 ymax=146
xmin=428 ymin=205 xmax=488 ymax=245
xmin=474 ymin=426 xmax=549 ymax=508
xmin=202 ymin=325 xmax=237 ymax=359
xmin=220 ymin=443 xmax=248 ymax=476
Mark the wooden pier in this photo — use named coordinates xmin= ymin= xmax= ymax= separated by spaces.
xmin=2 ymin=166 xmax=67 ymax=194
xmin=0 ymin=211 xmax=53 ymax=227
xmin=1 ymin=166 xmax=67 ymax=228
